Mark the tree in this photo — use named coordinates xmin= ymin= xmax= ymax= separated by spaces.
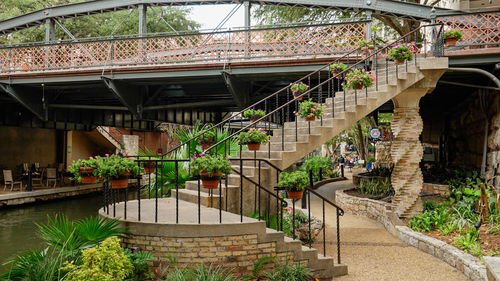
xmin=253 ymin=2 xmax=437 ymax=38
xmin=0 ymin=0 xmax=199 ymax=44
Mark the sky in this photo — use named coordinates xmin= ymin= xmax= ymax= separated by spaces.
xmin=189 ymin=4 xmax=246 ymax=30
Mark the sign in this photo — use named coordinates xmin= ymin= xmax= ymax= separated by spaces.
xmin=370 ymin=128 xmax=381 ymax=139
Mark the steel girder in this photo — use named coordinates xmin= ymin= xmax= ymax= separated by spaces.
xmin=0 ymin=83 xmax=46 ymax=121
xmin=0 ymin=0 xmax=452 ymax=35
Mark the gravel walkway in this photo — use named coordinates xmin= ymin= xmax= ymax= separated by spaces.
xmin=306 ymin=173 xmax=467 ymax=281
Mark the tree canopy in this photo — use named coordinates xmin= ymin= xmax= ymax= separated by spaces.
xmin=0 ymin=0 xmax=200 ymax=44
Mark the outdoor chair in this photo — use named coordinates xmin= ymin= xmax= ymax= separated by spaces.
xmin=46 ymin=168 xmax=57 ymax=188
xmin=3 ymin=170 xmax=22 ymax=191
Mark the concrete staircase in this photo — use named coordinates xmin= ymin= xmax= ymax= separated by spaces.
xmin=170 ymin=57 xmax=448 ymax=279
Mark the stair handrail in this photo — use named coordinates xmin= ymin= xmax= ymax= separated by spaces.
xmin=200 ymin=23 xmax=445 ymax=155
xmin=163 ymin=23 xmax=444 ymax=160
xmin=161 ymin=26 xmax=377 ymax=158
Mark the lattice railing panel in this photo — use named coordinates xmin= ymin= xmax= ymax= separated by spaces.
xmin=0 ymin=22 xmax=366 ymax=74
xmin=437 ymin=12 xmax=500 ymax=45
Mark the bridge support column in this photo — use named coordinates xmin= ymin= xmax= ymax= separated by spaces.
xmin=390 ymin=88 xmax=428 ymax=218
xmin=45 ymin=19 xmax=55 ymax=43
xmin=138 ymin=4 xmax=147 ymax=36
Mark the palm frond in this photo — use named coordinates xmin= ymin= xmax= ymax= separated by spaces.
xmin=75 ymin=216 xmax=128 ymax=249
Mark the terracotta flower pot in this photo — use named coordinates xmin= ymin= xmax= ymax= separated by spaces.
xmin=293 ymin=93 xmax=303 ymax=100
xmin=143 ymin=162 xmax=155 ymax=174
xmin=305 ymin=116 xmax=316 ymax=121
xmin=354 ymin=83 xmax=363 ymax=90
xmin=200 ymin=171 xmax=222 ymax=189
xmin=250 ymin=118 xmax=259 ymax=124
xmin=362 ymin=49 xmax=371 ymax=55
xmin=395 ymin=58 xmax=406 ymax=65
xmin=247 ymin=143 xmax=261 ymax=151
xmin=79 ymin=167 xmax=97 ymax=184
xmin=111 ymin=171 xmax=131 ymax=189
xmin=287 ymin=190 xmax=304 ymax=199
xmin=445 ymin=36 xmax=457 ymax=47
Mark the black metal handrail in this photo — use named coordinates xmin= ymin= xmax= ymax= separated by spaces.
xmin=198 ymin=23 xmax=444 ymax=157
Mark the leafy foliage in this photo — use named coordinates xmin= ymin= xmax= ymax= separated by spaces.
xmin=329 ymin=63 xmax=348 ymax=73
xmin=243 ymin=256 xmax=275 ymax=280
xmin=124 ymin=250 xmax=155 ymax=281
xmin=96 ymin=155 xmax=140 ymax=181
xmin=290 ymin=82 xmax=309 ymax=94
xmin=295 ymin=99 xmax=326 ymax=119
xmin=300 ymin=156 xmax=337 ymax=181
xmin=277 ymin=171 xmax=309 ymax=191
xmin=453 ymin=228 xmax=482 ymax=256
xmin=237 ymin=128 xmax=270 ymax=144
xmin=190 ymin=154 xmax=232 ymax=176
xmin=264 ymin=260 xmax=314 ymax=281
xmin=387 ymin=43 xmax=414 ymax=61
xmin=409 ymin=208 xmax=451 ymax=232
xmin=356 ymin=178 xmax=393 ymax=196
xmin=68 ymin=156 xmax=103 ymax=182
xmin=343 ymin=69 xmax=375 ymax=90
xmin=444 ymin=30 xmax=463 ymax=40
xmin=243 ymin=109 xmax=266 ymax=119
xmin=62 ymin=237 xmax=134 ymax=281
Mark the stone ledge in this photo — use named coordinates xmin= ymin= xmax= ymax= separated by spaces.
xmin=336 ymin=189 xmax=488 ymax=281
xmin=484 ymin=256 xmax=500 ymax=281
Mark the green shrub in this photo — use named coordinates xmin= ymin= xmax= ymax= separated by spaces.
xmin=409 ymin=208 xmax=450 ymax=232
xmin=68 ymin=156 xmax=103 ymax=182
xmin=453 ymin=228 xmax=482 ymax=256
xmin=387 ymin=43 xmax=414 ymax=61
xmin=423 ymin=200 xmax=439 ymax=212
xmin=264 ymin=260 xmax=313 ymax=281
xmin=62 ymin=237 xmax=133 ymax=281
xmin=125 ymin=250 xmax=155 ymax=281
xmin=277 ymin=171 xmax=309 ymax=191
xmin=290 ymin=82 xmax=309 ymax=94
xmin=438 ymin=223 xmax=457 ymax=236
xmin=300 ymin=156 xmax=336 ymax=181
xmin=356 ymin=178 xmax=393 ymax=196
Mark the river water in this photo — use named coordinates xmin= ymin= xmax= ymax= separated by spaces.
xmin=0 ymin=194 xmax=104 ymax=273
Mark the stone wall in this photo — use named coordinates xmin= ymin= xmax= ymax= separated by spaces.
xmin=122 ymin=233 xmax=285 ymax=276
xmin=336 ymin=189 xmax=487 ymax=280
xmin=422 ymin=183 xmax=449 ymax=196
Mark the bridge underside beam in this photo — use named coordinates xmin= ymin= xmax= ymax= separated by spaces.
xmin=221 ymin=71 xmax=251 ymax=110
xmin=0 ymin=0 xmax=452 ymax=35
xmin=0 ymin=83 xmax=46 ymax=121
xmin=102 ymin=78 xmax=143 ymax=119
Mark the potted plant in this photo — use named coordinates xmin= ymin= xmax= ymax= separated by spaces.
xmin=329 ymin=63 xmax=348 ymax=77
xmin=387 ymin=43 xmax=414 ymax=64
xmin=343 ymin=69 xmax=375 ymax=91
xmin=444 ymin=30 xmax=463 ymax=47
xmin=290 ymin=82 xmax=309 ymax=100
xmin=294 ymin=99 xmax=326 ymax=121
xmin=237 ymin=128 xmax=270 ymax=151
xmin=358 ymin=40 xmax=375 ymax=55
xmin=97 ymin=155 xmax=140 ymax=189
xmin=190 ymin=154 xmax=232 ymax=189
xmin=198 ymin=128 xmax=217 ymax=150
xmin=68 ymin=157 xmax=102 ymax=184
xmin=277 ymin=171 xmax=309 ymax=199
xmin=243 ymin=109 xmax=266 ymax=123
xmin=142 ymin=161 xmax=156 ymax=174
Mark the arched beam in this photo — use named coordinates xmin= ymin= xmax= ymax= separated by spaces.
xmin=0 ymin=0 xmax=452 ymax=35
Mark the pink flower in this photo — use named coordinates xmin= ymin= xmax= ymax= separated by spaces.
xmin=105 ymin=153 xmax=109 ymax=157
xmin=89 ymin=156 xmax=94 ymax=159
xmin=129 ymin=157 xmax=134 ymax=160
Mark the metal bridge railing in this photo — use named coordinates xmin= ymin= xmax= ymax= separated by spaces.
xmin=0 ymin=20 xmax=368 ymax=75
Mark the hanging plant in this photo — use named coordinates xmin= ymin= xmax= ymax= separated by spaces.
xmin=190 ymin=154 xmax=232 ymax=189
xmin=198 ymin=126 xmax=217 ymax=150
xmin=388 ymin=43 xmax=414 ymax=64
xmin=358 ymin=40 xmax=375 ymax=54
xmin=96 ymin=155 xmax=140 ymax=189
xmin=290 ymin=82 xmax=309 ymax=100
xmin=68 ymin=156 xmax=103 ymax=184
xmin=328 ymin=63 xmax=348 ymax=76
xmin=277 ymin=171 xmax=309 ymax=199
xmin=237 ymin=128 xmax=270 ymax=151
xmin=294 ymin=99 xmax=326 ymax=121
xmin=243 ymin=109 xmax=266 ymax=123
xmin=343 ymin=69 xmax=375 ymax=91
xmin=444 ymin=30 xmax=463 ymax=47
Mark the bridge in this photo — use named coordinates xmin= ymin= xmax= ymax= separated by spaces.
xmin=0 ymin=1 xmax=498 ymax=131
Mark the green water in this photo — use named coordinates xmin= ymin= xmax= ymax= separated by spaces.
xmin=0 ymin=195 xmax=104 ymax=273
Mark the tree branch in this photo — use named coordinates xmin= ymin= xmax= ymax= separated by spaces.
xmin=374 ymin=15 xmax=405 ymax=36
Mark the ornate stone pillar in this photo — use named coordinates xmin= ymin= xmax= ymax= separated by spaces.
xmin=390 ymin=88 xmax=428 ymax=217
